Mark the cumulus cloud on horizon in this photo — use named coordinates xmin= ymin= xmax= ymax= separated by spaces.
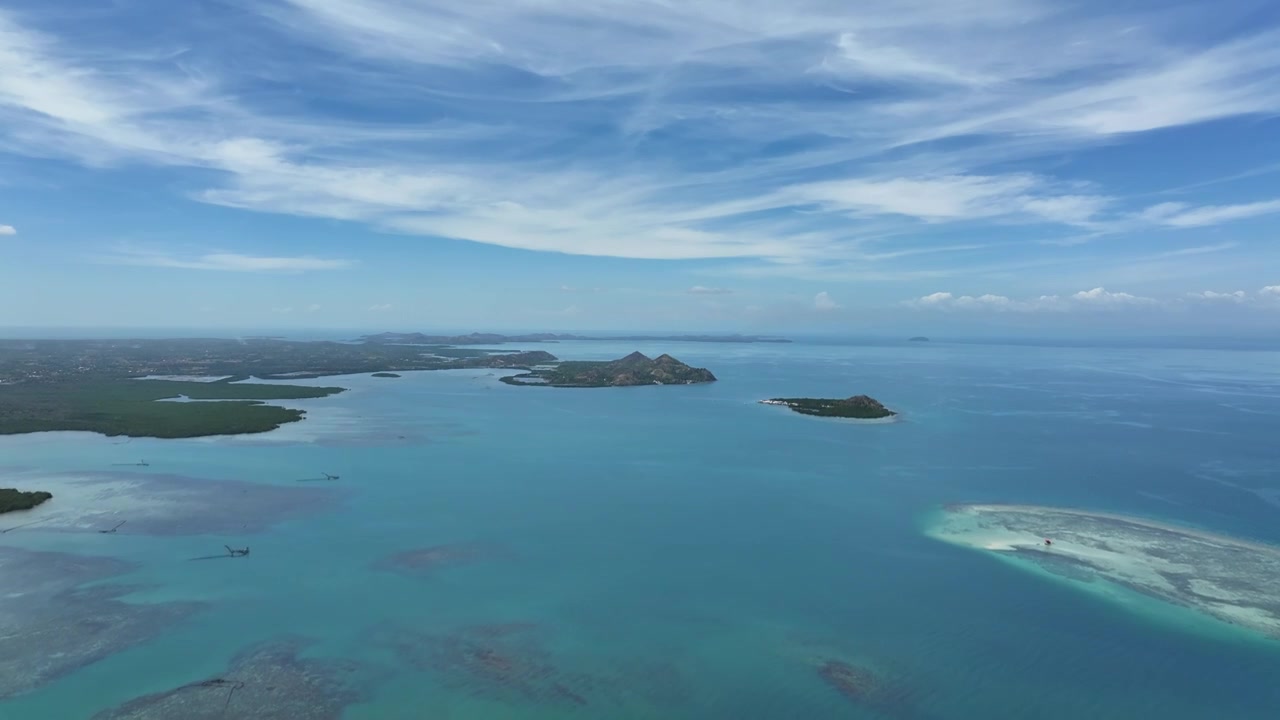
xmin=1188 ymin=290 xmax=1246 ymax=302
xmin=814 ymin=291 xmax=840 ymax=311
xmin=911 ymin=286 xmax=1280 ymax=311
xmin=908 ymin=287 xmax=1157 ymax=311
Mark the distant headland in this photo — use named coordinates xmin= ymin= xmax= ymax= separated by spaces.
xmin=908 ymin=336 xmax=930 ymax=342
xmin=360 ymin=332 xmax=790 ymax=345
xmin=760 ymin=395 xmax=896 ymax=420
xmin=502 ymin=351 xmax=716 ymax=387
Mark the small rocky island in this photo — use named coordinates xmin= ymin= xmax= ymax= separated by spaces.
xmin=0 ymin=488 xmax=53 ymax=514
xmin=761 ymin=395 xmax=896 ymax=419
xmin=501 ymin=351 xmax=716 ymax=387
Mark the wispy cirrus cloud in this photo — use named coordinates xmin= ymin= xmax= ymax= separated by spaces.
xmin=687 ymin=286 xmax=733 ymax=295
xmin=2 ymin=1 xmax=1280 ymax=277
xmin=100 ymin=247 xmax=353 ymax=272
xmin=1139 ymin=199 xmax=1280 ymax=228
xmin=787 ymin=174 xmax=1109 ymax=226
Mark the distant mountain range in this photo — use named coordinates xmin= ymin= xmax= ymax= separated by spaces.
xmin=360 ymin=332 xmax=790 ymax=345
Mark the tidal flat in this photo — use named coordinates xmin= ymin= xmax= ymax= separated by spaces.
xmin=928 ymin=504 xmax=1280 ymax=641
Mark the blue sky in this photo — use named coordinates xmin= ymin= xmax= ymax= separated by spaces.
xmin=2 ymin=0 xmax=1279 ymax=335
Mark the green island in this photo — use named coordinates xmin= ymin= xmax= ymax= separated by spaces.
xmin=0 ymin=488 xmax=53 ymax=514
xmin=371 ymin=372 xmax=401 ymax=378
xmin=501 ymin=351 xmax=716 ymax=387
xmin=760 ymin=395 xmax=896 ymax=419
xmin=0 ymin=338 xmax=559 ymax=438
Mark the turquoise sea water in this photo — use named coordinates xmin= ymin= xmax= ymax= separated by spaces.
xmin=3 ymin=339 xmax=1280 ymax=719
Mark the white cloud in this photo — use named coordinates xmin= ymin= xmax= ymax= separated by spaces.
xmin=909 ymin=292 xmax=1021 ymax=311
xmin=101 ymin=248 xmax=353 ymax=272
xmin=688 ymin=286 xmax=733 ymax=295
xmin=914 ymin=292 xmax=956 ymax=307
xmin=918 ymin=29 xmax=1280 ymax=140
xmin=271 ymin=306 xmax=294 ymax=314
xmin=813 ymin=291 xmax=839 ymax=311
xmin=1181 ymin=286 xmax=1280 ymax=310
xmin=1147 ymin=242 xmax=1237 ymax=259
xmin=0 ymin=225 xmax=15 ymax=236
xmin=1188 ymin=290 xmax=1246 ymax=303
xmin=910 ymin=287 xmax=1156 ymax=311
xmin=1069 ymin=287 xmax=1156 ymax=306
xmin=306 ymin=303 xmax=323 ymax=312
xmin=788 ymin=174 xmax=1106 ymax=226
xmin=2 ymin=3 xmax=1280 ymax=274
xmin=368 ymin=303 xmax=393 ymax=311
xmin=1140 ymin=200 xmax=1280 ymax=228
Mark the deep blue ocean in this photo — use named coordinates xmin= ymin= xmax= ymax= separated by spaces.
xmin=2 ymin=338 xmax=1279 ymax=718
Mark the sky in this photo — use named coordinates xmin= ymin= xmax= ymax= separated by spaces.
xmin=1 ymin=0 xmax=1279 ymax=336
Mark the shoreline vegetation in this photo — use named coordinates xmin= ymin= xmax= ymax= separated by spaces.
xmin=760 ymin=395 xmax=896 ymax=419
xmin=0 ymin=337 xmax=719 ymax=437
xmin=0 ymin=488 xmax=53 ymax=514
xmin=0 ymin=338 xmax=556 ymax=438
xmin=500 ymin=351 xmax=716 ymax=387
xmin=0 ymin=378 xmax=344 ymax=439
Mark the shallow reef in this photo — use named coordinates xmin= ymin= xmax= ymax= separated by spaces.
xmin=929 ymin=503 xmax=1280 ymax=641
xmin=380 ymin=622 xmax=689 ymax=712
xmin=372 ymin=543 xmax=494 ymax=576
xmin=0 ymin=547 xmax=201 ymax=699
xmin=93 ymin=638 xmax=364 ymax=719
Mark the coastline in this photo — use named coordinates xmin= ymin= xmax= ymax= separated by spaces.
xmin=757 ymin=400 xmax=901 ymax=424
xmin=0 ymin=468 xmax=342 ymax=537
